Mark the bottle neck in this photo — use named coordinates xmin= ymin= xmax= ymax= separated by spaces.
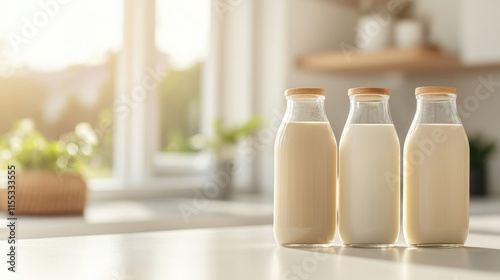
xmin=283 ymin=95 xmax=329 ymax=122
xmin=346 ymin=95 xmax=393 ymax=124
xmin=413 ymin=94 xmax=461 ymax=124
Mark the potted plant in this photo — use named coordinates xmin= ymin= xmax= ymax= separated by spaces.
xmin=195 ymin=117 xmax=260 ymax=200
xmin=0 ymin=119 xmax=97 ymax=215
xmin=469 ymin=135 xmax=496 ymax=196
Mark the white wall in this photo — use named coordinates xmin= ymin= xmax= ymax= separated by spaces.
xmin=461 ymin=0 xmax=500 ymax=65
xmin=414 ymin=0 xmax=460 ymax=54
xmin=257 ymin=0 xmax=500 ymax=196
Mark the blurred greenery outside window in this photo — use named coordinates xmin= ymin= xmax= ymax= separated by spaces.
xmin=159 ymin=63 xmax=202 ymax=154
xmin=0 ymin=0 xmax=208 ymax=179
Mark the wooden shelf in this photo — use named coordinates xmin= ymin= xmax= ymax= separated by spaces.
xmin=297 ymin=47 xmax=464 ymax=74
xmin=315 ymin=0 xmax=389 ymax=7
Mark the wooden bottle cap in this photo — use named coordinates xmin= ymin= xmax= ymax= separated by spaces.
xmin=415 ymin=86 xmax=457 ymax=95
xmin=348 ymin=87 xmax=390 ymax=96
xmin=285 ymin=88 xmax=325 ymax=96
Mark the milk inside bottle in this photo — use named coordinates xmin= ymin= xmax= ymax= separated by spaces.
xmin=403 ymin=86 xmax=469 ymax=247
xmin=338 ymin=87 xmax=400 ymax=247
xmin=274 ymin=88 xmax=337 ymax=246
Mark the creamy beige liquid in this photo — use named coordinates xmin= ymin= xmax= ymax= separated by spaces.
xmin=274 ymin=121 xmax=337 ymax=245
xmin=404 ymin=124 xmax=469 ymax=246
xmin=339 ymin=124 xmax=400 ymax=246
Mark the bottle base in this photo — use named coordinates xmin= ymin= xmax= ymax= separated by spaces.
xmin=343 ymin=243 xmax=396 ymax=248
xmin=281 ymin=243 xmax=334 ymax=248
xmin=408 ymin=243 xmax=464 ymax=248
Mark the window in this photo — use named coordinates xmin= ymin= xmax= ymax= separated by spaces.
xmin=0 ymin=0 xmax=123 ymax=179
xmin=156 ymin=0 xmax=210 ymax=154
xmin=0 ymin=0 xmax=213 ymax=190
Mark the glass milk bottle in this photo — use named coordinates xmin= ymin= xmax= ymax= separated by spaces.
xmin=404 ymin=86 xmax=469 ymax=247
xmin=274 ymin=88 xmax=337 ymax=247
xmin=338 ymin=88 xmax=400 ymax=247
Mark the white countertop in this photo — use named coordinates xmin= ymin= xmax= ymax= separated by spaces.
xmin=0 ymin=197 xmax=273 ymax=239
xmin=2 ymin=223 xmax=500 ymax=280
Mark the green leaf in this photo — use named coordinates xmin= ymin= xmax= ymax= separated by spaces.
xmin=0 ymin=118 xmax=98 ymax=173
xmin=469 ymin=135 xmax=496 ymax=166
xmin=205 ymin=117 xmax=261 ymax=157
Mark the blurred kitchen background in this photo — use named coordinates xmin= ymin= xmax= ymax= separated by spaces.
xmin=0 ymin=0 xmax=499 ymax=238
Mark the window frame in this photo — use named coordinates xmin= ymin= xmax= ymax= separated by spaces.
xmin=107 ymin=0 xmax=212 ymax=190
xmin=94 ymin=0 xmax=265 ymax=192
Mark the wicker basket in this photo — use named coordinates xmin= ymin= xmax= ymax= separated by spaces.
xmin=0 ymin=171 xmax=87 ymax=215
